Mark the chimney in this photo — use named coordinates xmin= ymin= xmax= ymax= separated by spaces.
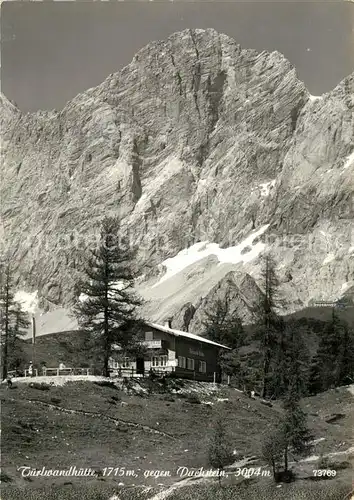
xmin=164 ymin=318 xmax=172 ymax=329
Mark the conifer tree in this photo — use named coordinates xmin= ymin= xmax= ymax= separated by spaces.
xmin=208 ymin=415 xmax=233 ymax=485
xmin=308 ymin=354 xmax=322 ymax=395
xmin=337 ymin=324 xmax=354 ymax=386
xmin=310 ymin=308 xmax=349 ymax=392
xmin=263 ymin=386 xmax=313 ymax=482
xmin=202 ymin=296 xmax=244 ymax=349
xmin=73 ymin=217 xmax=144 ymax=377
xmin=261 ymin=427 xmax=285 ymax=480
xmin=202 ymin=296 xmax=244 ymax=382
xmin=0 ymin=260 xmax=30 ymax=379
xmin=285 ymin=322 xmax=310 ymax=397
xmin=270 ymin=320 xmax=309 ymax=399
xmin=281 ymin=386 xmax=313 ymax=473
xmin=252 ymin=255 xmax=284 ymax=398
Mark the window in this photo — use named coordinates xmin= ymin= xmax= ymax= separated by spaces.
xmin=199 ymin=361 xmax=206 ymax=373
xmin=178 ymin=356 xmax=186 ymax=369
xmin=109 ymin=358 xmax=119 ymax=369
xmin=145 ymin=331 xmax=153 ymax=341
xmin=121 ymin=357 xmax=130 ymax=368
xmin=187 ymin=358 xmax=195 ymax=370
xmin=152 ymin=356 xmax=167 ymax=367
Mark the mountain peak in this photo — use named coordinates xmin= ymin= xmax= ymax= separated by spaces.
xmin=0 ymin=92 xmax=20 ymax=126
xmin=1 ymin=31 xmax=353 ymax=318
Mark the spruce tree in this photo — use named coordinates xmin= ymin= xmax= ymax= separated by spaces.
xmin=73 ymin=217 xmax=143 ymax=377
xmin=310 ymin=308 xmax=349 ymax=392
xmin=0 ymin=260 xmax=30 ymax=379
xmin=337 ymin=324 xmax=354 ymax=386
xmin=308 ymin=354 xmax=322 ymax=395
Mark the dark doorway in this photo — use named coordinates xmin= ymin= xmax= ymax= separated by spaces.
xmin=136 ymin=357 xmax=145 ymax=375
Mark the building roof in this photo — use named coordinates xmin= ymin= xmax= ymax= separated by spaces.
xmin=146 ymin=322 xmax=231 ymax=350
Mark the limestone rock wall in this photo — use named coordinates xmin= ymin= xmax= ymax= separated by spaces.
xmin=1 ymin=29 xmax=353 ymax=321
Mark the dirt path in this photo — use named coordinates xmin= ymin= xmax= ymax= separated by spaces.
xmin=142 ymin=445 xmax=354 ymax=500
xmin=144 ymin=477 xmax=208 ymax=500
xmin=300 ymin=445 xmax=354 ymax=463
xmin=19 ymin=398 xmax=176 ymax=439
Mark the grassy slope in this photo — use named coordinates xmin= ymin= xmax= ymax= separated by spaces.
xmin=1 ymin=379 xmax=353 ymax=499
xmin=1 ymin=380 xmax=279 ymax=483
xmin=19 ymin=330 xmax=93 ymax=369
xmin=168 ymin=481 xmax=352 ymax=500
xmin=4 ymin=306 xmax=353 ymax=499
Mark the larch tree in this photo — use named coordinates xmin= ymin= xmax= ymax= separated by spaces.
xmin=208 ymin=414 xmax=234 ymax=485
xmin=202 ymin=295 xmax=244 ymax=382
xmin=0 ymin=260 xmax=30 ymax=379
xmin=252 ymin=254 xmax=284 ymax=398
xmin=202 ymin=296 xmax=244 ymax=349
xmin=261 ymin=427 xmax=285 ymax=480
xmin=73 ymin=217 xmax=144 ymax=377
xmin=262 ymin=385 xmax=313 ymax=482
xmin=281 ymin=385 xmax=313 ymax=474
xmin=270 ymin=320 xmax=309 ymax=399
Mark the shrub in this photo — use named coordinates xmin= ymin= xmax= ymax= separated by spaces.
xmin=332 ymin=460 xmax=351 ymax=470
xmin=317 ymin=454 xmax=330 ymax=469
xmin=0 ymin=471 xmax=12 ymax=483
xmin=50 ymin=397 xmax=62 ymax=405
xmin=161 ymin=394 xmax=175 ymax=402
xmin=274 ymin=469 xmax=296 ymax=483
xmin=317 ymin=455 xmax=351 ymax=471
xmin=93 ymin=380 xmax=117 ymax=389
xmin=29 ymin=382 xmax=50 ymax=391
xmin=185 ymin=394 xmax=201 ymax=404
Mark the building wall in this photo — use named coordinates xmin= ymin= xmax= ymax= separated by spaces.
xmin=143 ymin=325 xmax=222 ymax=381
xmin=174 ymin=336 xmax=221 ymax=381
xmin=109 ymin=324 xmax=223 ymax=381
xmin=141 ymin=325 xmax=177 ymax=373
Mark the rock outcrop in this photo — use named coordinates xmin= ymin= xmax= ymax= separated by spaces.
xmin=188 ymin=271 xmax=264 ymax=333
xmin=1 ymin=29 xmax=353 ymax=328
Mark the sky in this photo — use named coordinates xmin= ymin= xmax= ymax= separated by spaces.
xmin=1 ymin=1 xmax=354 ymax=112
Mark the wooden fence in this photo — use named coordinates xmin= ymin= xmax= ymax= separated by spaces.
xmin=42 ymin=367 xmax=91 ymax=376
xmin=18 ymin=367 xmax=91 ymax=377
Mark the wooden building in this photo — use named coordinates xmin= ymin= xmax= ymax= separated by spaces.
xmin=108 ymin=321 xmax=230 ymax=382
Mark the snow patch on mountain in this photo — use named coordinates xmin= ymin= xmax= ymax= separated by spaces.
xmin=14 ymin=290 xmax=38 ymax=314
xmin=322 ymin=253 xmax=336 ymax=265
xmin=259 ymin=180 xmax=276 ymax=197
xmin=153 ymin=225 xmax=269 ymax=287
xmin=341 ymin=282 xmax=352 ymax=292
xmin=309 ymin=94 xmax=322 ymax=102
xmin=342 ymin=151 xmax=354 ymax=170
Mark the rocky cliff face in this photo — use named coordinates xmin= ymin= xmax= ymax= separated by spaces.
xmin=1 ymin=29 xmax=353 ymax=333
